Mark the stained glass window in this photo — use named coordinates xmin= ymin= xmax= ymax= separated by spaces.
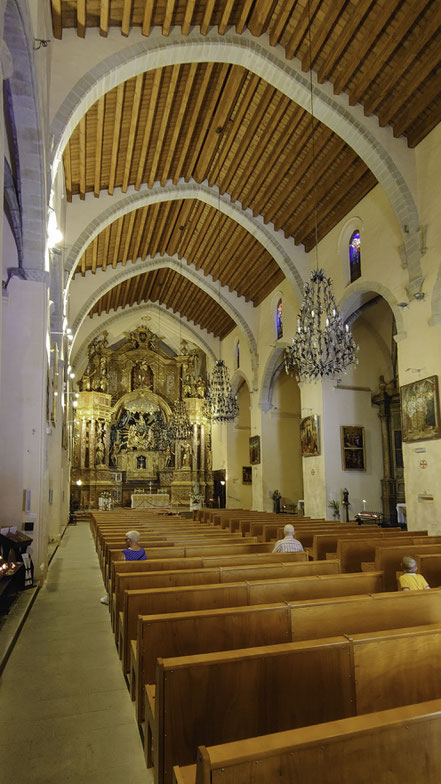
xmin=236 ymin=340 xmax=240 ymax=369
xmin=349 ymin=230 xmax=361 ymax=282
xmin=276 ymin=299 xmax=283 ymax=339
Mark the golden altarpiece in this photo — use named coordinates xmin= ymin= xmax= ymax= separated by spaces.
xmin=70 ymin=325 xmax=213 ymax=508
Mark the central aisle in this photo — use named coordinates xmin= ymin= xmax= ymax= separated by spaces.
xmin=0 ymin=522 xmax=152 ymax=784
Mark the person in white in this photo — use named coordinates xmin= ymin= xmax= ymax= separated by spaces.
xmin=272 ymin=524 xmax=304 ymax=553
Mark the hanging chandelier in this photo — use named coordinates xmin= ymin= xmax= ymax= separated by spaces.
xmin=285 ymin=0 xmax=357 ymax=383
xmin=168 ymin=398 xmax=193 ymax=441
xmin=204 ymin=360 xmax=238 ymax=423
xmin=285 ymin=269 xmax=358 ymax=382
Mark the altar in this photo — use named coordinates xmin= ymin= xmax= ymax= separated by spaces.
xmin=131 ymin=492 xmax=169 ymax=509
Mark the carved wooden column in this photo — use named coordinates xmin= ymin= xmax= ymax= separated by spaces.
xmin=373 ymin=380 xmax=398 ymax=522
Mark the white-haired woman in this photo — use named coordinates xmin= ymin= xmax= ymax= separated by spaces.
xmin=100 ymin=529 xmax=146 ymax=605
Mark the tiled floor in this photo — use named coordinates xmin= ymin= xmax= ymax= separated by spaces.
xmin=0 ymin=522 xmax=152 ymax=784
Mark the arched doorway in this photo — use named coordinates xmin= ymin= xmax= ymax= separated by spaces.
xmin=226 ymin=378 xmax=252 ymax=509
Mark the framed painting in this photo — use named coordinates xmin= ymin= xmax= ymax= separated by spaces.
xmin=249 ymin=436 xmax=261 ymax=465
xmin=242 ymin=466 xmax=252 ymax=484
xmin=341 ymin=426 xmax=366 ymax=470
xmin=400 ymin=375 xmax=441 ymax=442
xmin=300 ymin=415 xmax=320 ymax=457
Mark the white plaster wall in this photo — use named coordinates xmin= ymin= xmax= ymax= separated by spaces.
xmin=226 ymin=382 xmax=252 ymax=509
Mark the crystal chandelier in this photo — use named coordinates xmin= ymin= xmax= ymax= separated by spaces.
xmin=285 ymin=269 xmax=357 ymax=381
xmin=168 ymin=398 xmax=193 ymax=441
xmin=204 ymin=360 xmax=238 ymax=423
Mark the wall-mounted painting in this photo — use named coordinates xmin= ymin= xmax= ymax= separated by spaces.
xmin=401 ymin=375 xmax=441 ymax=442
xmin=249 ymin=436 xmax=261 ymax=465
xmin=242 ymin=466 xmax=252 ymax=484
xmin=300 ymin=415 xmax=320 ymax=457
xmin=341 ymin=425 xmax=366 ymax=471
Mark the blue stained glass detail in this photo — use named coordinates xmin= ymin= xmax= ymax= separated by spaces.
xmin=349 ymin=230 xmax=361 ymax=282
xmin=276 ymin=299 xmax=283 ymax=339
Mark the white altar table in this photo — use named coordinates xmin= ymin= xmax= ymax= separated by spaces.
xmin=131 ymin=493 xmax=169 ymax=509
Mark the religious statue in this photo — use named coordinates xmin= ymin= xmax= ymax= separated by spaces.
xmin=164 ymin=445 xmax=174 ymax=468
xmin=131 ymin=361 xmax=153 ymax=391
xmin=181 ymin=442 xmax=191 ymax=469
xmin=127 ymin=424 xmax=139 ymax=450
xmin=95 ymin=440 xmax=105 ymax=465
xmin=341 ymin=488 xmax=350 ymax=523
xmin=272 ymin=489 xmax=282 ymax=514
xmin=196 ymin=377 xmax=206 ymax=398
xmin=182 ymin=374 xmax=193 ymax=398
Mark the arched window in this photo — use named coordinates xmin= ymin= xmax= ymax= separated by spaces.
xmin=236 ymin=340 xmax=240 ymax=369
xmin=349 ymin=230 xmax=361 ymax=282
xmin=276 ymin=298 xmax=283 ymax=339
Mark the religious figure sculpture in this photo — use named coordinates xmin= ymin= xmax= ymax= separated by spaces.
xmin=272 ymin=489 xmax=282 ymax=514
xmin=95 ymin=440 xmax=105 ymax=465
xmin=181 ymin=442 xmax=191 ymax=469
xmin=182 ymin=374 xmax=193 ymax=398
xmin=196 ymin=377 xmax=206 ymax=398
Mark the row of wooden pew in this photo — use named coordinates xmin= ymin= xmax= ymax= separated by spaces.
xmin=92 ymin=509 xmax=441 ymax=783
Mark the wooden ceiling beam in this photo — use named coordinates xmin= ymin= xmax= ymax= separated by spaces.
xmin=173 ymin=64 xmax=214 ymax=182
xmin=142 ymin=1 xmax=153 ymax=35
xmin=182 ymin=0 xmax=196 ymax=35
xmin=51 ymin=0 xmax=62 ymax=39
xmin=332 ymin=0 xmax=401 ymax=94
xmin=220 ymin=82 xmax=275 ymax=194
xmin=131 ymin=273 xmax=145 ymax=304
xmin=121 ymin=0 xmax=133 ymax=37
xmin=94 ymin=95 xmax=105 ymax=197
xmin=194 ymin=66 xmax=246 ymax=183
xmin=408 ymin=100 xmax=441 ymax=148
xmin=391 ymin=60 xmax=441 ymax=139
xmin=148 ymin=64 xmax=181 ymax=188
xmin=185 ymin=64 xmax=230 ymax=181
xmin=201 ymin=0 xmax=216 ymax=35
xmin=112 ymin=217 xmax=124 ymax=268
xmin=236 ymin=0 xmax=254 ymax=34
xmin=175 ymin=279 xmax=195 ymax=315
xmin=162 ymin=63 xmax=198 ymax=185
xmin=63 ymin=140 xmax=72 ymax=202
xmin=230 ymin=93 xmax=290 ymax=203
xmin=191 ymin=209 xmax=221 ymax=273
xmin=177 ymin=200 xmax=205 ymax=258
xmin=150 ymin=268 xmax=167 ymax=303
xmin=102 ymin=224 xmax=111 ymax=272
xmin=141 ymin=203 xmax=160 ymax=260
xmin=251 ymin=267 xmax=285 ymax=305
xmin=269 ymin=0 xmax=296 ymax=47
xmin=168 ymin=200 xmax=193 ymax=256
xmin=131 ymin=206 xmax=148 ymax=263
xmin=122 ymin=277 xmax=132 ymax=304
xmin=122 ymin=73 xmax=144 ymax=193
xmin=163 ymin=269 xmax=183 ymax=311
xmin=221 ymin=230 xmax=256 ymax=281
xmin=163 ymin=0 xmax=176 ymax=36
xmin=91 ymin=237 xmax=98 ymax=274
xmin=248 ymin=0 xmax=279 ymax=37
xmin=150 ymin=202 xmax=172 ymax=258
xmin=143 ymin=270 xmax=158 ymax=304
xmin=159 ymin=200 xmax=181 ymax=255
xmin=285 ymin=0 xmax=321 ymax=60
xmin=121 ymin=211 xmax=136 ymax=265
xmin=302 ymin=0 xmax=347 ymax=71
xmin=79 ymin=115 xmax=86 ymax=200
xmin=243 ymin=106 xmax=306 ymax=211
xmin=108 ymin=82 xmax=125 ymax=195
xmin=317 ymin=0 xmax=375 ymax=84
xmin=135 ymin=69 xmax=162 ymax=190
xmin=219 ymin=0 xmax=236 ymax=35
xmin=100 ymin=0 xmax=109 ymax=36
xmin=349 ymin=2 xmax=430 ymax=108
xmin=208 ymin=73 xmax=260 ymax=187
xmin=185 ymin=205 xmax=214 ymax=267
xmin=77 ymin=0 xmax=86 ymax=38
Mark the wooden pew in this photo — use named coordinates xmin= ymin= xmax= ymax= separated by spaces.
xmin=416 ymin=553 xmax=441 ymax=587
xmin=120 ymin=571 xmax=383 ymax=672
xmin=149 ymin=623 xmax=441 ymax=784
xmin=334 ymin=534 xmax=428 ymax=573
xmin=311 ymin=529 xmax=411 ymax=561
xmin=131 ymin=586 xmax=441 ymax=724
xmin=173 ymin=698 xmax=441 ymax=784
xmin=375 ymin=543 xmax=441 ymax=590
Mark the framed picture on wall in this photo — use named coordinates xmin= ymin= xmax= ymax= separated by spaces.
xmin=242 ymin=466 xmax=252 ymax=484
xmin=300 ymin=415 xmax=320 ymax=457
xmin=341 ymin=426 xmax=366 ymax=471
xmin=400 ymin=375 xmax=441 ymax=442
xmin=249 ymin=436 xmax=261 ymax=465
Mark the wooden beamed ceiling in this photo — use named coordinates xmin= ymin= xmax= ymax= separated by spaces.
xmin=89 ymin=269 xmax=236 ymax=339
xmin=53 ymin=0 xmax=441 ymax=147
xmin=57 ymin=1 xmax=441 ymax=338
xmin=77 ymin=199 xmax=284 ymax=307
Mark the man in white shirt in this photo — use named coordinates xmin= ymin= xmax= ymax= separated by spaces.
xmin=272 ymin=524 xmax=304 ymax=553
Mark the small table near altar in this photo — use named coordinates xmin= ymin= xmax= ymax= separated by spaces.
xmin=131 ymin=493 xmax=169 ymax=509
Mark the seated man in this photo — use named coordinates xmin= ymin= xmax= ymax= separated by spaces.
xmin=399 ymin=556 xmax=430 ymax=590
xmin=272 ymin=524 xmax=304 ymax=553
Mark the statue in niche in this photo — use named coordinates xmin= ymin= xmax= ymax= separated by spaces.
xmin=95 ymin=440 xmax=105 ymax=465
xmin=196 ymin=377 xmax=206 ymax=398
xmin=182 ymin=374 xmax=193 ymax=398
xmin=137 ymin=455 xmax=147 ymax=470
xmin=181 ymin=442 xmax=192 ymax=469
xmin=131 ymin=361 xmax=153 ymax=391
xmin=91 ymin=331 xmax=108 ymax=350
xmin=109 ymin=439 xmax=119 ymax=467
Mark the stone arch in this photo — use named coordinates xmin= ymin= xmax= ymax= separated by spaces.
xmin=70 ymin=256 xmax=258 ymax=371
xmin=71 ymin=302 xmax=218 ymax=374
xmin=63 ymin=182 xmax=305 ymax=299
xmin=231 ymin=368 xmax=252 ymax=396
xmin=4 ymin=0 xmax=46 ymax=272
xmin=338 ymin=279 xmax=406 ymax=341
xmin=430 ymin=263 xmax=441 ymax=328
xmin=51 ymin=31 xmax=419 ymax=257
xmin=259 ymin=345 xmax=287 ymax=413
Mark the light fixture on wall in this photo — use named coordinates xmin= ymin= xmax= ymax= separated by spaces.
xmin=204 ymin=186 xmax=238 ymax=423
xmin=285 ymin=1 xmax=357 ymax=383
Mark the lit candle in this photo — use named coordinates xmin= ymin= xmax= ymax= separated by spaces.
xmin=362 ymin=499 xmax=366 ymax=511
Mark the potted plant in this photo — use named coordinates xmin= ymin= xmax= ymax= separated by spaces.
xmin=328 ymin=499 xmax=340 ymax=520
